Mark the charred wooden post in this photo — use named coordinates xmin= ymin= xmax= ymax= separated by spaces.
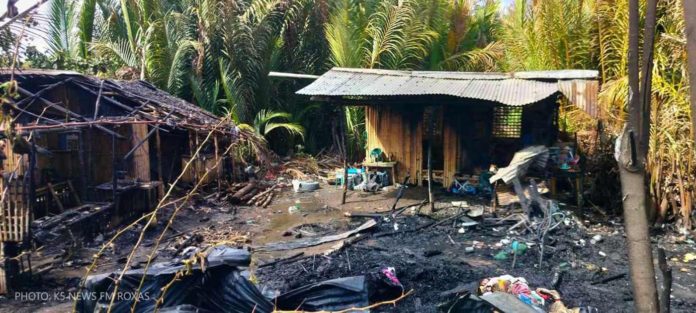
xmin=111 ymin=132 xmax=117 ymax=204
xmin=658 ymin=247 xmax=672 ymax=313
xmin=214 ymin=136 xmax=221 ymax=192
xmin=155 ymin=128 xmax=164 ymax=195
xmin=78 ymin=130 xmax=87 ymax=199
xmin=188 ymin=131 xmax=198 ymax=183
xmin=86 ymin=131 xmax=93 ymax=202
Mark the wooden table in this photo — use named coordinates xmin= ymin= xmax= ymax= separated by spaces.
xmin=362 ymin=161 xmax=397 ymax=185
xmin=550 ymin=169 xmax=584 ymax=208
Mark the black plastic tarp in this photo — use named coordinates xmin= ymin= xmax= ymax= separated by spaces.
xmin=77 ymin=247 xmax=272 ymax=313
xmin=77 ymin=247 xmax=370 ymax=313
xmin=274 ymin=276 xmax=369 ymax=311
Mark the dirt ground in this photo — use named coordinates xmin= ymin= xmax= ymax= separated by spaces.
xmin=1 ymin=182 xmax=696 ymax=312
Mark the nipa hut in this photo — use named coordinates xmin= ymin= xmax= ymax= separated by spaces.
xmin=0 ymin=69 xmax=235 ymax=293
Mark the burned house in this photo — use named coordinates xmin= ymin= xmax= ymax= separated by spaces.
xmin=0 ymin=69 xmax=234 ymax=292
xmin=297 ymin=68 xmax=599 ymax=186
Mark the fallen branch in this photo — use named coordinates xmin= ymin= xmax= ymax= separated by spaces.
xmin=259 ymin=252 xmax=305 ymax=268
xmin=590 ymin=273 xmax=627 ymax=285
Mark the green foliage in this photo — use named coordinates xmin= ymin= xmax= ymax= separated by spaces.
xmin=252 ymin=109 xmax=305 ymax=141
xmin=23 ymin=0 xmax=696 ymax=225
xmin=0 ymin=28 xmax=17 ymax=68
xmin=47 ymin=0 xmax=79 ymax=66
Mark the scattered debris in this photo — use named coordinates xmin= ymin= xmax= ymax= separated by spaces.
xmin=256 ymin=220 xmax=377 ymax=251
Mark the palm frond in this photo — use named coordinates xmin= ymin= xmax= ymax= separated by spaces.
xmin=77 ymin=0 xmax=97 ymax=59
xmin=93 ymin=38 xmax=139 ymax=67
xmin=264 ymin=122 xmax=305 ymax=140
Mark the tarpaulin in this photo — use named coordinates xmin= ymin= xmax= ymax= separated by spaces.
xmin=77 ymin=247 xmax=371 ymax=313
xmin=76 ymin=247 xmax=272 ymax=313
xmin=274 ymin=276 xmax=369 ymax=311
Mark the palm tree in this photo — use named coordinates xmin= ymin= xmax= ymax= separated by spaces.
xmin=47 ymin=0 xmax=79 ymax=67
xmin=251 ymin=109 xmax=305 ymax=141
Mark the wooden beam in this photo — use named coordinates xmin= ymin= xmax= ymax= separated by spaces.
xmin=46 ymin=183 xmax=65 ymax=213
xmin=93 ymin=80 xmax=105 ymax=120
xmin=16 ymin=86 xmax=125 ymax=139
xmin=13 ymin=78 xmax=73 ymax=109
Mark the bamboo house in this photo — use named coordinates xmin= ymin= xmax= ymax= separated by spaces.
xmin=297 ymin=68 xmax=600 ymax=186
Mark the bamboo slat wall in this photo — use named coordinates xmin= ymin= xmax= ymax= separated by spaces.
xmin=181 ymin=155 xmax=222 ymax=184
xmin=365 ymin=105 xmax=423 ymax=184
xmin=0 ymin=179 xmax=30 ymax=243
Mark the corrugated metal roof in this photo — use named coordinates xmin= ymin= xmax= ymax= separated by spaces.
xmin=558 ymin=79 xmax=600 ymax=118
xmin=297 ymin=67 xmax=600 ymax=108
xmin=514 ymin=70 xmax=599 ymax=80
xmin=489 ymin=146 xmax=550 ymax=184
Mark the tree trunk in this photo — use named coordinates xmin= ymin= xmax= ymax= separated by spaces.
xmin=685 ymin=0 xmax=696 ymax=144
xmin=682 ymin=0 xmax=696 ymax=230
xmin=619 ymin=0 xmax=660 ymax=312
xmin=617 ymin=136 xmax=659 ymax=313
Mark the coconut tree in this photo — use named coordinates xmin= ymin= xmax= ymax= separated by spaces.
xmin=47 ymin=0 xmax=79 ymax=67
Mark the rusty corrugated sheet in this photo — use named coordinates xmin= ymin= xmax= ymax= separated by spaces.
xmin=558 ymin=80 xmax=600 ymax=118
xmin=298 ymin=68 xmax=600 ymax=108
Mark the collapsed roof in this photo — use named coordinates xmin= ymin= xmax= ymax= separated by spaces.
xmin=0 ymin=69 xmax=233 ymax=135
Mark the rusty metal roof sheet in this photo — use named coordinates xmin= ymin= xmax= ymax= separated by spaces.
xmin=297 ymin=67 xmax=600 ymax=107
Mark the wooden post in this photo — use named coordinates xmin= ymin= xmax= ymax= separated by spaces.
xmin=28 ymin=139 xmax=36 ymax=218
xmin=426 ymin=106 xmax=436 ymax=213
xmin=340 ymin=113 xmax=348 ymax=205
xmin=86 ymin=131 xmax=93 ymax=202
xmin=78 ymin=130 xmax=87 ymax=200
xmin=155 ymin=128 xmax=164 ymax=196
xmin=214 ymin=136 xmax=221 ymax=191
xmin=188 ymin=131 xmax=198 ymax=183
xmin=111 ymin=132 xmax=117 ymax=202
xmin=129 ymin=124 xmax=151 ymax=181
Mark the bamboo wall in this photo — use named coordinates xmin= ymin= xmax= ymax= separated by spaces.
xmin=443 ymin=110 xmax=460 ymax=187
xmin=365 ymin=105 xmax=423 ymax=184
